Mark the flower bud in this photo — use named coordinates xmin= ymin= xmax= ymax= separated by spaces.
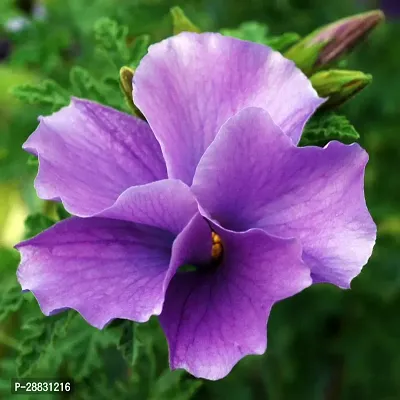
xmin=310 ymin=69 xmax=372 ymax=108
xmin=285 ymin=10 xmax=384 ymax=75
xmin=119 ymin=66 xmax=145 ymax=119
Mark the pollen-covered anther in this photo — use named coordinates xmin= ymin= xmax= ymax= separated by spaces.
xmin=211 ymin=231 xmax=223 ymax=263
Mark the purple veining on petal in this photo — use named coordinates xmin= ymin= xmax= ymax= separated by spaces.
xmin=15 ymin=28 xmax=376 ymax=381
xmin=192 ymin=107 xmax=376 ymax=288
xmin=23 ymin=97 xmax=167 ymax=217
xmin=16 ymin=180 xmax=198 ymax=328
xmin=99 ymin=179 xmax=198 ymax=235
xmin=160 ymin=220 xmax=311 ymax=380
xmin=17 ymin=217 xmax=174 ymax=328
xmin=134 ymin=32 xmax=323 ymax=185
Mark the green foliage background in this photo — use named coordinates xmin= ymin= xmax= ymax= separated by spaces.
xmin=1 ymin=0 xmax=399 ymax=399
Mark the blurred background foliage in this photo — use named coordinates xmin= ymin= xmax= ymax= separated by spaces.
xmin=0 ymin=0 xmax=399 ymax=399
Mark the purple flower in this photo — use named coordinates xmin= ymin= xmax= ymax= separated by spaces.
xmin=16 ymin=33 xmax=376 ymax=380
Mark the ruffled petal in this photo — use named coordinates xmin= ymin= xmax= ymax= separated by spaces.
xmin=100 ymin=179 xmax=198 ymax=235
xmin=134 ymin=32 xmax=323 ymax=185
xmin=23 ymin=98 xmax=167 ymax=217
xmin=16 ymin=180 xmax=197 ymax=328
xmin=192 ymin=107 xmax=376 ymax=288
xmin=16 ymin=217 xmax=173 ymax=328
xmin=160 ymin=224 xmax=311 ymax=380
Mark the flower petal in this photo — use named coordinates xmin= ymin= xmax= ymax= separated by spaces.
xmin=192 ymin=107 xmax=376 ymax=288
xmin=100 ymin=179 xmax=198 ymax=235
xmin=23 ymin=98 xmax=167 ymax=217
xmin=160 ymin=225 xmax=311 ymax=380
xmin=16 ymin=180 xmax=198 ymax=328
xmin=134 ymin=32 xmax=323 ymax=185
xmin=16 ymin=217 xmax=172 ymax=328
xmin=167 ymin=213 xmax=213 ymax=281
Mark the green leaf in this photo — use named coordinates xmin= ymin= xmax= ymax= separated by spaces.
xmin=116 ymin=320 xmax=136 ymax=366
xmin=94 ymin=18 xmax=130 ymax=67
xmin=56 ymin=204 xmax=70 ymax=221
xmin=221 ymin=21 xmax=269 ymax=44
xmin=0 ymin=246 xmax=19 ymax=271
xmin=113 ymin=318 xmax=201 ymax=399
xmin=150 ymin=370 xmax=202 ymax=400
xmin=130 ymin=322 xmax=157 ymax=396
xmin=0 ymin=279 xmax=24 ymax=323
xmin=23 ymin=213 xmax=55 ymax=239
xmin=300 ymin=112 xmax=360 ymax=147
xmin=17 ymin=312 xmax=74 ymax=377
xmin=27 ymin=154 xmax=39 ymax=168
xmin=11 ymin=80 xmax=69 ymax=110
xmin=64 ymin=318 xmax=119 ymax=382
xmin=170 ymin=6 xmax=201 ymax=35
xmin=221 ymin=22 xmax=299 ymax=51
xmin=265 ymin=32 xmax=301 ymax=52
xmin=74 ymin=331 xmax=114 ymax=381
xmin=130 ymin=35 xmax=151 ymax=68
xmin=70 ymin=66 xmax=107 ymax=102
xmin=113 ymin=319 xmax=159 ymax=397
xmin=75 ymin=370 xmax=121 ymax=399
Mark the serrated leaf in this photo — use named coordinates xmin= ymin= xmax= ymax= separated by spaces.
xmin=170 ymin=6 xmax=200 ymax=35
xmin=175 ymin=379 xmax=203 ymax=400
xmin=117 ymin=320 xmax=136 ymax=366
xmin=70 ymin=66 xmax=107 ymax=102
xmin=66 ymin=322 xmax=119 ymax=382
xmin=130 ymin=35 xmax=150 ymax=68
xmin=150 ymin=370 xmax=202 ymax=400
xmin=113 ymin=318 xmax=200 ymax=399
xmin=0 ymin=280 xmax=24 ymax=323
xmin=75 ymin=370 xmax=117 ymax=400
xmin=17 ymin=312 xmax=74 ymax=377
xmin=94 ymin=18 xmax=130 ymax=67
xmin=23 ymin=213 xmax=55 ymax=239
xmin=221 ymin=22 xmax=299 ymax=51
xmin=300 ymin=112 xmax=360 ymax=147
xmin=11 ymin=80 xmax=69 ymax=110
xmin=75 ymin=331 xmax=111 ymax=381
xmin=112 ymin=319 xmax=159 ymax=397
xmin=130 ymin=322 xmax=157 ymax=397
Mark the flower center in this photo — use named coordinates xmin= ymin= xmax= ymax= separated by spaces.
xmin=211 ymin=231 xmax=223 ymax=265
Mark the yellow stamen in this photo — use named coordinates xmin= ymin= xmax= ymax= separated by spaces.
xmin=211 ymin=232 xmax=223 ymax=262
